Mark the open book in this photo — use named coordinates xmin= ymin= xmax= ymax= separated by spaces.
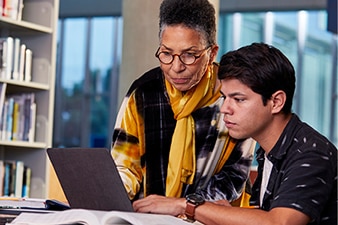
xmin=7 ymin=208 xmax=191 ymax=225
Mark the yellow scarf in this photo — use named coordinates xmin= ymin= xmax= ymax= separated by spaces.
xmin=165 ymin=64 xmax=220 ymax=197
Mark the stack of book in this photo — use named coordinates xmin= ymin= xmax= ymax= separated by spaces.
xmin=0 ymin=197 xmax=44 ymax=209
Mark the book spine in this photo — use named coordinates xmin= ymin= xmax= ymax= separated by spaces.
xmin=18 ymin=44 xmax=26 ymax=81
xmin=16 ymin=0 xmax=24 ymax=21
xmin=11 ymin=101 xmax=20 ymax=140
xmin=0 ymin=83 xmax=7 ymax=124
xmin=24 ymin=49 xmax=32 ymax=82
xmin=28 ymin=102 xmax=36 ymax=142
xmin=12 ymin=37 xmax=20 ymax=80
xmin=0 ymin=39 xmax=6 ymax=79
xmin=0 ymin=161 xmax=4 ymax=196
xmin=3 ymin=162 xmax=11 ymax=196
xmin=9 ymin=161 xmax=16 ymax=197
xmin=22 ymin=166 xmax=31 ymax=198
xmin=5 ymin=37 xmax=13 ymax=80
xmin=14 ymin=161 xmax=24 ymax=198
xmin=5 ymin=97 xmax=14 ymax=140
xmin=1 ymin=101 xmax=8 ymax=140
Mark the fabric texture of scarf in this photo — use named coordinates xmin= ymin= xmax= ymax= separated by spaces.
xmin=165 ymin=64 xmax=221 ymax=197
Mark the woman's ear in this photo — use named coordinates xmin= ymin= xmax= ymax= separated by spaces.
xmin=209 ymin=45 xmax=219 ymax=64
xmin=271 ymin=90 xmax=286 ymax=114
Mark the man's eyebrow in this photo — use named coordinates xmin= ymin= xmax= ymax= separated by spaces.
xmin=228 ymin=92 xmax=245 ymax=97
xmin=220 ymin=91 xmax=246 ymax=98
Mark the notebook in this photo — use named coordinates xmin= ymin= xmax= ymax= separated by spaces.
xmin=47 ymin=147 xmax=134 ymax=212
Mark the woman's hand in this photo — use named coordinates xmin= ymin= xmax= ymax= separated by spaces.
xmin=133 ymin=194 xmax=186 ymax=216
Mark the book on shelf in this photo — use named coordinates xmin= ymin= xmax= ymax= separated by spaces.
xmin=0 ymin=37 xmax=33 ymax=82
xmin=1 ymin=160 xmax=32 ymax=198
xmin=3 ymin=161 xmax=13 ymax=197
xmin=24 ymin=49 xmax=32 ymax=82
xmin=18 ymin=44 xmax=26 ymax=81
xmin=0 ymin=39 xmax=6 ymax=78
xmin=12 ymin=38 xmax=20 ymax=80
xmin=7 ymin=208 xmax=191 ymax=225
xmin=0 ymin=93 xmax=36 ymax=142
xmin=0 ymin=100 xmax=9 ymax=140
xmin=14 ymin=161 xmax=24 ymax=198
xmin=0 ymin=82 xmax=7 ymax=122
xmin=1 ymin=0 xmax=24 ymax=21
xmin=4 ymin=36 xmax=13 ymax=80
xmin=21 ymin=167 xmax=31 ymax=198
xmin=4 ymin=97 xmax=14 ymax=141
xmin=11 ymin=101 xmax=20 ymax=141
xmin=0 ymin=161 xmax=4 ymax=197
xmin=28 ymin=102 xmax=36 ymax=142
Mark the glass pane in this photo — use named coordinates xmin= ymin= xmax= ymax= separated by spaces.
xmin=54 ymin=17 xmax=123 ymax=148
xmin=55 ymin=18 xmax=87 ymax=147
xmin=218 ymin=10 xmax=338 ymax=152
xmin=298 ymin=11 xmax=335 ymax=140
xmin=89 ymin=17 xmax=114 ymax=147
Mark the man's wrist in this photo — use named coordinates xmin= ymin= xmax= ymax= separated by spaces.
xmin=184 ymin=193 xmax=205 ymax=222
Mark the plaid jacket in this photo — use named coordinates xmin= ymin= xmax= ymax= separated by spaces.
xmin=112 ymin=66 xmax=255 ymax=201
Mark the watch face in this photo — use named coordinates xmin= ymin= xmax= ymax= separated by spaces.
xmin=186 ymin=193 xmax=205 ymax=205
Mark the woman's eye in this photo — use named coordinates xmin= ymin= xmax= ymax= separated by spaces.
xmin=183 ymin=52 xmax=195 ymax=57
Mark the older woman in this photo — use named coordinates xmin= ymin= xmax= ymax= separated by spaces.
xmin=111 ymin=0 xmax=255 ymax=214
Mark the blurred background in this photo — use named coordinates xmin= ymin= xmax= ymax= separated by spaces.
xmin=53 ymin=0 xmax=337 ymax=151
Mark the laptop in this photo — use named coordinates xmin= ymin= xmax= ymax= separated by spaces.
xmin=47 ymin=147 xmax=134 ymax=212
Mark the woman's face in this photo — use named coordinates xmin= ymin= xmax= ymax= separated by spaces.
xmin=158 ymin=25 xmax=218 ymax=92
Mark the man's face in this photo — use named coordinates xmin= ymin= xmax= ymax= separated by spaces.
xmin=220 ymin=78 xmax=273 ymax=142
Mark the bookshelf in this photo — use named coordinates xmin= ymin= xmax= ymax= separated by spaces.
xmin=0 ymin=0 xmax=59 ymax=198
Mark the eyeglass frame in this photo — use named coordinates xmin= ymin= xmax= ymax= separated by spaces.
xmin=155 ymin=46 xmax=211 ymax=65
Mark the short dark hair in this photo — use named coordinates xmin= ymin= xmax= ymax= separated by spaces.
xmin=218 ymin=43 xmax=296 ymax=114
xmin=159 ymin=0 xmax=216 ymax=46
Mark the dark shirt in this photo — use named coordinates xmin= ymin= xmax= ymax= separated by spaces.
xmin=250 ymin=114 xmax=337 ymax=225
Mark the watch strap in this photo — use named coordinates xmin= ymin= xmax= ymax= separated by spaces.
xmin=184 ymin=201 xmax=196 ymax=222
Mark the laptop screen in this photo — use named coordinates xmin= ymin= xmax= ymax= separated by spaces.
xmin=47 ymin=147 xmax=134 ymax=212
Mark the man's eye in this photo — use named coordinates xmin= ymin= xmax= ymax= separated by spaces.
xmin=235 ymin=98 xmax=244 ymax=102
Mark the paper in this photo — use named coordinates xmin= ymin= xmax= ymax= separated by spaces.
xmin=8 ymin=209 xmax=191 ymax=225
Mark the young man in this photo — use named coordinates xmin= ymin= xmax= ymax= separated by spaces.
xmin=133 ymin=43 xmax=337 ymax=225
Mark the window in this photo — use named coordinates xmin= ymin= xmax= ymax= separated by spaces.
xmin=218 ymin=10 xmax=338 ymax=155
xmin=54 ymin=17 xmax=123 ymax=148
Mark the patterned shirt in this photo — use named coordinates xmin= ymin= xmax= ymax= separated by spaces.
xmin=112 ymin=66 xmax=255 ymax=201
xmin=250 ymin=114 xmax=337 ymax=225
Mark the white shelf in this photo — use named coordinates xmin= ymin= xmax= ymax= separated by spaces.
xmin=0 ymin=17 xmax=52 ymax=34
xmin=0 ymin=140 xmax=47 ymax=149
xmin=0 ymin=0 xmax=59 ymax=199
xmin=0 ymin=78 xmax=49 ymax=90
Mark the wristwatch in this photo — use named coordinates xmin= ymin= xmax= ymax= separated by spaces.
xmin=184 ymin=193 xmax=205 ymax=222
